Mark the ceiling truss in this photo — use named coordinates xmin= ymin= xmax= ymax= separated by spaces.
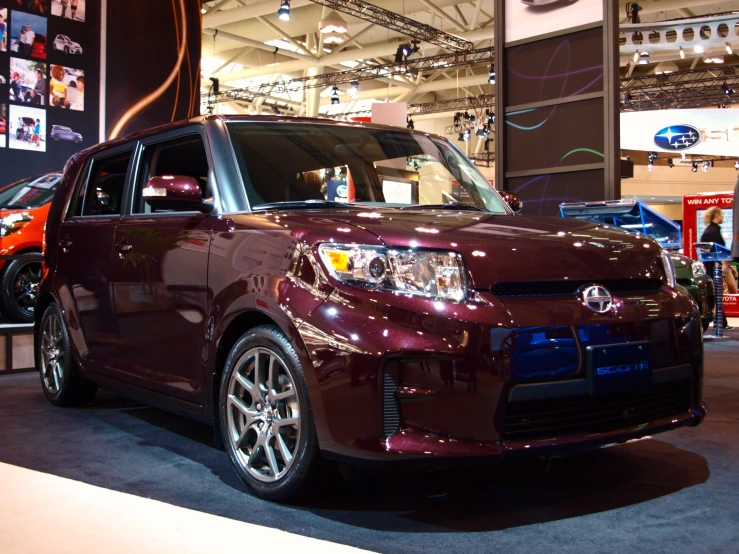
xmin=307 ymin=0 xmax=474 ymax=51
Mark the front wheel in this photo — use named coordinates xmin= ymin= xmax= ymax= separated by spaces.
xmin=37 ymin=303 xmax=97 ymax=406
xmin=0 ymin=259 xmax=42 ymax=323
xmin=219 ymin=325 xmax=320 ymax=502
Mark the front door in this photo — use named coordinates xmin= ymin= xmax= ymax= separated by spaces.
xmin=109 ymin=132 xmax=214 ymax=404
xmin=54 ymin=148 xmax=133 ymax=373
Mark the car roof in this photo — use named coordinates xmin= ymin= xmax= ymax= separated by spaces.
xmin=85 ymin=114 xmax=440 ymax=154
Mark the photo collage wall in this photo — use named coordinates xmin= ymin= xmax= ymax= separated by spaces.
xmin=0 ymin=0 xmax=98 ymax=183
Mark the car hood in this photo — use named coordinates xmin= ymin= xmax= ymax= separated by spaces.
xmin=248 ymin=209 xmax=667 ymax=290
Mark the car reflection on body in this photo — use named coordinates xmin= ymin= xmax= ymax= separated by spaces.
xmin=36 ymin=116 xmax=706 ymax=502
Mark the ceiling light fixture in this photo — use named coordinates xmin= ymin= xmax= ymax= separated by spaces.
xmin=703 ymin=161 xmax=710 ymax=172
xmin=319 ymin=10 xmax=347 ymax=33
xmin=692 ymin=162 xmax=698 ymax=172
xmin=277 ymin=0 xmax=290 ymax=21
xmin=407 ymin=117 xmax=414 ymax=130
xmin=727 ymin=43 xmax=734 ymax=55
xmin=488 ymin=64 xmax=496 ymax=85
xmin=633 ymin=51 xmax=639 ymax=63
xmin=347 ymin=81 xmax=359 ymax=97
xmin=694 ymin=44 xmax=704 ymax=54
xmin=330 ymin=86 xmax=340 ymax=105
xmin=679 ymin=47 xmax=685 ymax=59
xmin=638 ymin=51 xmax=650 ymax=65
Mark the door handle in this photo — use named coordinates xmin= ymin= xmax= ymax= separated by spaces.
xmin=59 ymin=238 xmax=72 ymax=251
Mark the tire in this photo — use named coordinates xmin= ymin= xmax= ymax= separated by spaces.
xmin=219 ymin=325 xmax=320 ymax=502
xmin=64 ymin=46 xmax=69 ymax=54
xmin=0 ymin=259 xmax=42 ymax=323
xmin=37 ymin=303 xmax=97 ymax=407
xmin=52 ymin=134 xmax=60 ymax=141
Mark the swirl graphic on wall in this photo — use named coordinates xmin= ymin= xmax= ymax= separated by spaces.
xmin=108 ymin=0 xmax=188 ymax=139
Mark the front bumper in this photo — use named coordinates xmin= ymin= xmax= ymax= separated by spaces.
xmin=298 ymin=284 xmax=705 ymax=462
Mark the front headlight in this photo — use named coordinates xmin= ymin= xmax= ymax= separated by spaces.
xmin=660 ymin=248 xmax=677 ymax=288
xmin=692 ymin=261 xmax=706 ymax=277
xmin=318 ymin=244 xmax=467 ymax=301
xmin=0 ymin=212 xmax=33 ymax=238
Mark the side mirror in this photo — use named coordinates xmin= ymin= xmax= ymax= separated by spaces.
xmin=143 ymin=175 xmax=210 ymax=212
xmin=501 ymin=191 xmax=523 ymax=213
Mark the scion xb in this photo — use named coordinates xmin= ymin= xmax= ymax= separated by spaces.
xmin=36 ymin=116 xmax=706 ymax=501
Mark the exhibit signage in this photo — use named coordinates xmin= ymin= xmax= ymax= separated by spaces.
xmin=504 ymin=0 xmax=603 ymax=44
xmin=682 ymin=192 xmax=738 ymax=317
xmin=622 ymin=109 xmax=739 ymax=157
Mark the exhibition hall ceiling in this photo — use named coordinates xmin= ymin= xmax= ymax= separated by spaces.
xmin=199 ymin=0 xmax=739 ymax=116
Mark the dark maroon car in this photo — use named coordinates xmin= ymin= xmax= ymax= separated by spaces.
xmin=36 ymin=116 xmax=706 ymax=501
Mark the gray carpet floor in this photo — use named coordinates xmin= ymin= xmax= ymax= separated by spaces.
xmin=1 ymin=334 xmax=738 ymax=553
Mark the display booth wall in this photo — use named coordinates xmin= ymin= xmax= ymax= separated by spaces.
xmin=0 ymin=0 xmax=101 ymax=184
xmin=0 ymin=0 xmax=201 ymax=185
xmin=683 ymin=192 xmax=738 ymax=316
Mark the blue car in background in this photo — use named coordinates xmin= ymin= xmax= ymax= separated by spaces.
xmin=50 ymin=125 xmax=82 ymax=143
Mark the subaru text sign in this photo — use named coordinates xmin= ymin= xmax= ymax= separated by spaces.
xmin=653 ymin=125 xmax=701 ymax=151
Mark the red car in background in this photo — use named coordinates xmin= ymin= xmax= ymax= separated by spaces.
xmin=0 ymin=117 xmax=6 ymax=134
xmin=0 ymin=173 xmax=61 ymax=322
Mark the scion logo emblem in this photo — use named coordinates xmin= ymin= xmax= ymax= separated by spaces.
xmin=579 ymin=285 xmax=613 ymax=314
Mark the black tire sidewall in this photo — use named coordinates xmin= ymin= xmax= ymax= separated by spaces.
xmin=218 ymin=325 xmax=318 ymax=502
xmin=0 ymin=259 xmax=41 ymax=323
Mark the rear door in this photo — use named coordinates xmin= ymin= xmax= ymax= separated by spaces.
xmin=54 ymin=146 xmax=133 ymax=373
xmin=108 ymin=129 xmax=216 ymax=403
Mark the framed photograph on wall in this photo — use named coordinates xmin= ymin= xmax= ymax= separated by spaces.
xmin=49 ymin=64 xmax=83 ymax=111
xmin=8 ymin=104 xmax=46 ymax=152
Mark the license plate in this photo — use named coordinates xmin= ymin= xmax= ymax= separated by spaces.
xmin=587 ymin=342 xmax=652 ymax=395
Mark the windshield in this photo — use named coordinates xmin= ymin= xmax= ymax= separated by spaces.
xmin=227 ymin=122 xmax=507 ymax=213
xmin=0 ymin=173 xmax=62 ymax=210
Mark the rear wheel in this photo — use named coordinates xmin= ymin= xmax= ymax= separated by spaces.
xmin=37 ymin=303 xmax=97 ymax=406
xmin=219 ymin=325 xmax=320 ymax=502
xmin=0 ymin=259 xmax=42 ymax=323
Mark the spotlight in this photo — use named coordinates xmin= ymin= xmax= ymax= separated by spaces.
xmin=394 ymin=43 xmax=413 ymax=63
xmin=453 ymin=112 xmax=462 ymax=124
xmin=668 ymin=158 xmax=674 ymax=168
xmin=703 ymin=161 xmax=710 ymax=172
xmin=406 ymin=117 xmax=414 ymax=130
xmin=728 ymin=43 xmax=734 ymax=55
xmin=638 ymin=51 xmax=650 ymax=65
xmin=201 ymin=7 xmax=207 ymax=14
xmin=679 ymin=47 xmax=685 ymax=59
xmin=648 ymin=162 xmax=653 ymax=171
xmin=633 ymin=51 xmax=639 ymax=63
xmin=723 ymin=83 xmax=735 ymax=96
xmin=694 ymin=44 xmax=704 ymax=54
xmin=487 ymin=110 xmax=495 ymax=125
xmin=347 ymin=81 xmax=359 ymax=98
xmin=277 ymin=0 xmax=290 ymax=20
xmin=488 ymin=64 xmax=496 ymax=85
xmin=330 ymin=86 xmax=340 ymax=105
xmin=692 ymin=162 xmax=698 ymax=172
xmin=464 ymin=111 xmax=475 ymax=122
xmin=630 ymin=3 xmax=642 ymax=24
xmin=463 ymin=129 xmax=471 ymax=141
xmin=458 ymin=132 xmax=465 ymax=142
xmin=735 ymin=160 xmax=739 ymax=170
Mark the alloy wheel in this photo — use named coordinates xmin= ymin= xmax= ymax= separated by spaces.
xmin=226 ymin=347 xmax=301 ymax=483
xmin=40 ymin=313 xmax=65 ymax=394
xmin=13 ymin=262 xmax=41 ymax=317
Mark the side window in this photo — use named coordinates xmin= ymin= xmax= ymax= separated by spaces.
xmin=134 ymin=135 xmax=211 ymax=214
xmin=78 ymin=151 xmax=132 ymax=216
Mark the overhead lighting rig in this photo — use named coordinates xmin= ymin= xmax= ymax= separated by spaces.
xmin=277 ymin=0 xmax=290 ymax=21
xmin=211 ymin=47 xmax=495 ymax=102
xmin=306 ymin=0 xmax=473 ymax=52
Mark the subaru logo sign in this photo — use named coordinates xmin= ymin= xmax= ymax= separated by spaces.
xmin=579 ymin=285 xmax=613 ymax=314
xmin=653 ymin=125 xmax=700 ymax=151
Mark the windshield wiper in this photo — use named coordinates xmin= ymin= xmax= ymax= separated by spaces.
xmin=1 ymin=204 xmax=31 ymax=210
xmin=398 ymin=203 xmax=485 ymax=211
xmin=251 ymin=200 xmax=360 ymax=211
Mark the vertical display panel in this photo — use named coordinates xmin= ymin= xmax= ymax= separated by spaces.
xmin=506 ymin=169 xmax=605 ymax=217
xmin=0 ymin=0 xmax=99 ymax=184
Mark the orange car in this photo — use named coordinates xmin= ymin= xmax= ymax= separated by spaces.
xmin=0 ymin=172 xmax=61 ymax=322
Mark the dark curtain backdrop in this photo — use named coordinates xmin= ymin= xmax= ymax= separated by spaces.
xmin=104 ymin=0 xmax=201 ymax=140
